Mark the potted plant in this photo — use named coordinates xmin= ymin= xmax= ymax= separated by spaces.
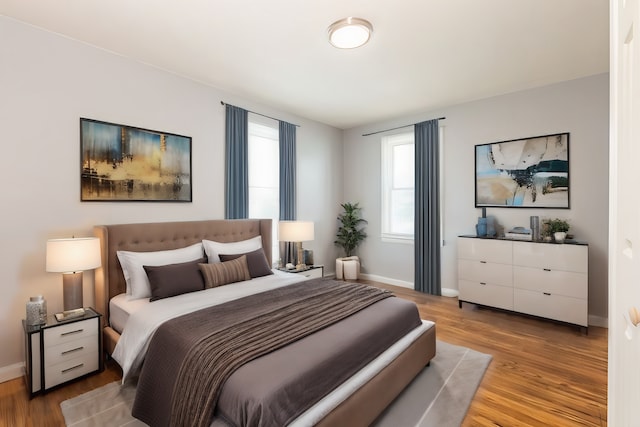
xmin=335 ymin=202 xmax=367 ymax=279
xmin=543 ymin=218 xmax=570 ymax=243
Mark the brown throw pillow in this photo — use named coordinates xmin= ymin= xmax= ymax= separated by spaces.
xmin=219 ymin=248 xmax=273 ymax=278
xmin=143 ymin=257 xmax=206 ymax=302
xmin=199 ymin=255 xmax=251 ymax=288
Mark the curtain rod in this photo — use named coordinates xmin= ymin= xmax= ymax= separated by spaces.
xmin=220 ymin=101 xmax=300 ymax=127
xmin=361 ymin=117 xmax=446 ymax=137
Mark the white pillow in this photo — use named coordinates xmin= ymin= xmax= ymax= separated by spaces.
xmin=117 ymin=243 xmax=204 ymax=300
xmin=203 ymin=236 xmax=263 ymax=263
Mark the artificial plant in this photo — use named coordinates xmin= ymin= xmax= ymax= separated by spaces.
xmin=335 ymin=202 xmax=368 ymax=257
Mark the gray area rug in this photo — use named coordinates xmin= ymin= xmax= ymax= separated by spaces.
xmin=61 ymin=340 xmax=491 ymax=427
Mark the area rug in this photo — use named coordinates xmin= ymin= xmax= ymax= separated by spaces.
xmin=61 ymin=340 xmax=491 ymax=427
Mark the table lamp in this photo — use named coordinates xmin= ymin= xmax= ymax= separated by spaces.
xmin=46 ymin=237 xmax=101 ymax=314
xmin=278 ymin=221 xmax=314 ymax=270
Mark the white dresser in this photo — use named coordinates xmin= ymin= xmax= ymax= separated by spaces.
xmin=457 ymin=236 xmax=588 ymax=328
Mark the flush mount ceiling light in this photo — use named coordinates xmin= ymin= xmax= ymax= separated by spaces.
xmin=328 ymin=17 xmax=373 ymax=49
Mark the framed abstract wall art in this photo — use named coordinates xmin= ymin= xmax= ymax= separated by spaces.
xmin=80 ymin=118 xmax=192 ymax=202
xmin=475 ymin=132 xmax=570 ymax=208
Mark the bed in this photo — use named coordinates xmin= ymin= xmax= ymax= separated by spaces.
xmin=94 ymin=218 xmax=436 ymax=426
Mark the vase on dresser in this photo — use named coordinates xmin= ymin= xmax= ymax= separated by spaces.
xmin=554 ymin=232 xmax=567 ymax=243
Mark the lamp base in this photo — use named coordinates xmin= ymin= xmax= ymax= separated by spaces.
xmin=63 ymin=272 xmax=84 ymax=311
xmin=296 ymin=242 xmax=306 ymax=271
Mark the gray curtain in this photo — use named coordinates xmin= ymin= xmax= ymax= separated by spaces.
xmin=224 ymin=105 xmax=248 ymax=219
xmin=279 ymin=120 xmax=297 ymax=265
xmin=414 ymin=119 xmax=441 ymax=295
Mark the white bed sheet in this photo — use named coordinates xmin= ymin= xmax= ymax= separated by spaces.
xmin=109 ymin=293 xmax=150 ymax=334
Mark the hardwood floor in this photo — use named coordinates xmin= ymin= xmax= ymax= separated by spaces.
xmin=0 ymin=283 xmax=607 ymax=426
xmin=371 ymin=282 xmax=608 ymax=427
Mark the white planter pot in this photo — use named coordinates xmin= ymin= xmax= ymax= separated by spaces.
xmin=554 ymin=231 xmax=567 ymax=243
xmin=336 ymin=256 xmax=360 ymax=280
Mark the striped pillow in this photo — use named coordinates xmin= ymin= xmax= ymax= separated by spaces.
xmin=199 ymin=255 xmax=251 ymax=288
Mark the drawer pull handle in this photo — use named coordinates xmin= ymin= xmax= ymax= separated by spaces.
xmin=543 ymin=268 xmax=551 ymax=272
xmin=480 ymin=261 xmax=487 ymax=264
xmin=543 ymin=292 xmax=551 ymax=296
xmin=62 ymin=363 xmax=84 ymax=374
xmin=480 ymin=282 xmax=487 ymax=285
xmin=61 ymin=346 xmax=84 ymax=355
xmin=61 ymin=329 xmax=84 ymax=337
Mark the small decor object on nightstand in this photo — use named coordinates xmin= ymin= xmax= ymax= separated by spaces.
xmin=26 ymin=296 xmax=47 ymax=326
xmin=55 ymin=308 xmax=86 ymax=322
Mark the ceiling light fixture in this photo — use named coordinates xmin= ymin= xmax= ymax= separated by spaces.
xmin=328 ymin=17 xmax=373 ymax=49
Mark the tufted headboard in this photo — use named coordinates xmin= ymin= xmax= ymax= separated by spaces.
xmin=93 ymin=218 xmax=272 ymax=354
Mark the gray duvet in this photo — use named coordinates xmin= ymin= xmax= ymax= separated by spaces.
xmin=131 ymin=279 xmax=422 ymax=427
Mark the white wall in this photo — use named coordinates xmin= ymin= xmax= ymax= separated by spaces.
xmin=0 ymin=17 xmax=343 ymax=376
xmin=343 ymin=74 xmax=609 ymax=325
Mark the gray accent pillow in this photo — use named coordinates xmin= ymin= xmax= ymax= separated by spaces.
xmin=144 ymin=257 xmax=206 ymax=302
xmin=219 ymin=248 xmax=273 ymax=278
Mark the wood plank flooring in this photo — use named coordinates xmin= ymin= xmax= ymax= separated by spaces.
xmin=0 ymin=282 xmax=607 ymax=426
xmin=371 ymin=282 xmax=608 ymax=427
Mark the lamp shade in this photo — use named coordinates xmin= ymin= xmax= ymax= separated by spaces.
xmin=278 ymin=221 xmax=314 ymax=242
xmin=46 ymin=237 xmax=101 ymax=273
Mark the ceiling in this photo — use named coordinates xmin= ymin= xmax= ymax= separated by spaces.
xmin=1 ymin=0 xmax=609 ymax=129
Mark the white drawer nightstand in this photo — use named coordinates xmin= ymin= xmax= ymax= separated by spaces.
xmin=278 ymin=265 xmax=324 ymax=279
xmin=23 ymin=307 xmax=102 ymax=397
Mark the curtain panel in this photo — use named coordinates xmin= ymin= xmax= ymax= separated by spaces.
xmin=414 ymin=119 xmax=441 ymax=295
xmin=224 ymin=105 xmax=248 ymax=219
xmin=279 ymin=120 xmax=297 ymax=265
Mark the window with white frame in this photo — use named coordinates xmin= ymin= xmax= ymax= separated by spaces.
xmin=248 ymin=114 xmax=280 ymax=259
xmin=381 ymin=132 xmax=415 ymax=241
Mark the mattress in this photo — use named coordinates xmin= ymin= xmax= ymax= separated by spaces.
xmin=109 ymin=293 xmax=149 ymax=334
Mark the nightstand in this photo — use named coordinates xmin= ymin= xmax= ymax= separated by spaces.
xmin=23 ymin=307 xmax=102 ymax=398
xmin=279 ymin=265 xmax=324 ymax=279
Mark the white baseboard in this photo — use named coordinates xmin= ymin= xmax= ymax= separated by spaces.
xmin=360 ymin=273 xmax=413 ymax=289
xmin=359 ymin=273 xmax=459 ymax=298
xmin=0 ymin=362 xmax=24 ymax=384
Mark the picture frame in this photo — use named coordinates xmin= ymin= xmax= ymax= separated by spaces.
xmin=475 ymin=132 xmax=570 ymax=208
xmin=80 ymin=118 xmax=192 ymax=202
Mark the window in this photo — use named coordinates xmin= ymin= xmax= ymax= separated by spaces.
xmin=381 ymin=132 xmax=415 ymax=241
xmin=248 ymin=114 xmax=279 ymax=258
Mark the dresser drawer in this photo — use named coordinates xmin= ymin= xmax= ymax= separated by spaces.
xmin=513 ymin=266 xmax=587 ymax=299
xmin=512 ymin=242 xmax=588 ymax=272
xmin=44 ymin=350 xmax=100 ymax=389
xmin=514 ymin=289 xmax=588 ymax=326
xmin=43 ymin=318 xmax=98 ymax=347
xmin=44 ymin=335 xmax=99 ymax=368
xmin=458 ymin=259 xmax=512 ymax=286
xmin=459 ymin=279 xmax=513 ymax=310
xmin=457 ymin=237 xmax=512 ymax=264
